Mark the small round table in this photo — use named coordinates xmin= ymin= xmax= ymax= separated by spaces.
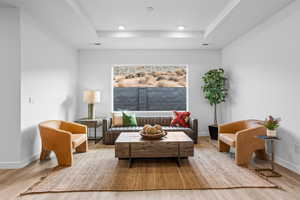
xmin=255 ymin=135 xmax=281 ymax=177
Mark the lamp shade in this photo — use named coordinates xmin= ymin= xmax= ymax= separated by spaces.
xmin=83 ymin=90 xmax=100 ymax=104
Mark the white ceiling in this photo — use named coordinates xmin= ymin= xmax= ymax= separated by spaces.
xmin=0 ymin=0 xmax=294 ymax=50
xmin=0 ymin=1 xmax=14 ymax=7
xmin=76 ymin=0 xmax=229 ymax=31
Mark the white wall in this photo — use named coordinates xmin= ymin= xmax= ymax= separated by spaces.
xmin=0 ymin=7 xmax=21 ymax=166
xmin=0 ymin=8 xmax=78 ymax=168
xmin=19 ymin=11 xmax=78 ymax=166
xmin=78 ymin=50 xmax=222 ymax=136
xmin=222 ymin=1 xmax=300 ymax=174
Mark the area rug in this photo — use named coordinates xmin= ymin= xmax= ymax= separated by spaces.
xmin=21 ymin=142 xmax=276 ymax=196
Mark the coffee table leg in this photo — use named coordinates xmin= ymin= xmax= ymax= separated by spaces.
xmin=177 ymin=157 xmax=181 ymax=167
xmin=177 ymin=143 xmax=181 ymax=167
xmin=128 ymin=144 xmax=132 ymax=168
xmin=129 ymin=158 xmax=133 ymax=168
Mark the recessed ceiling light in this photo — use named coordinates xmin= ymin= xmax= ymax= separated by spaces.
xmin=118 ymin=25 xmax=125 ymax=30
xmin=177 ymin=26 xmax=185 ymax=31
xmin=94 ymin=42 xmax=101 ymax=46
xmin=146 ymin=6 xmax=154 ymax=12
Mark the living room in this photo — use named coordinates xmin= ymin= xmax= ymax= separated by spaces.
xmin=0 ymin=0 xmax=299 ymax=200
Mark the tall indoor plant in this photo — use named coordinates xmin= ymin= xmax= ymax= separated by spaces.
xmin=202 ymin=68 xmax=227 ymax=140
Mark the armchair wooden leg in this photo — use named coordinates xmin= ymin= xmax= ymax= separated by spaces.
xmin=218 ymin=140 xmax=230 ymax=152
xmin=255 ymin=149 xmax=268 ymax=160
xmin=54 ymin=147 xmax=73 ymax=167
xmin=236 ymin=150 xmax=253 ymax=166
xmin=40 ymin=148 xmax=51 ymax=161
xmin=76 ymin=140 xmax=88 ymax=153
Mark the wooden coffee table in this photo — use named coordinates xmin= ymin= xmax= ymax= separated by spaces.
xmin=115 ymin=131 xmax=194 ymax=167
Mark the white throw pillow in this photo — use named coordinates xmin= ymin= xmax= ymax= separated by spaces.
xmin=112 ymin=112 xmax=123 ymax=127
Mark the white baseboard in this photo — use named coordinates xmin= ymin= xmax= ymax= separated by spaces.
xmin=275 ymin=156 xmax=300 ymax=175
xmin=0 ymin=161 xmax=21 ymax=169
xmin=0 ymin=153 xmax=40 ymax=169
xmin=198 ymin=131 xmax=209 ymax=136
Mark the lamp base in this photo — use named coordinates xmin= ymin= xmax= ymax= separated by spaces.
xmin=88 ymin=104 xmax=95 ymax=119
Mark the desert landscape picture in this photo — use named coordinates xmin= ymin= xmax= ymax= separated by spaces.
xmin=113 ymin=66 xmax=187 ymax=88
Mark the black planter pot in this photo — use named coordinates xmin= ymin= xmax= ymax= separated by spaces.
xmin=208 ymin=125 xmax=218 ymax=140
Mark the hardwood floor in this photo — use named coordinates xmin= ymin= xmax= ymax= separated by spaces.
xmin=0 ymin=137 xmax=299 ymax=200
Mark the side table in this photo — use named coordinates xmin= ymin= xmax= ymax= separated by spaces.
xmin=255 ymin=135 xmax=281 ymax=177
xmin=75 ymin=118 xmax=103 ymax=144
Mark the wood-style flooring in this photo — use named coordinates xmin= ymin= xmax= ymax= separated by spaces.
xmin=0 ymin=137 xmax=299 ymax=200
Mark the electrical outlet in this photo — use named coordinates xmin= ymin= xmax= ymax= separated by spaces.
xmin=295 ymin=144 xmax=300 ymax=154
xmin=28 ymin=97 xmax=34 ymax=104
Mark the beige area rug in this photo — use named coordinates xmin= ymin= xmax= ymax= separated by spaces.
xmin=21 ymin=142 xmax=276 ymax=196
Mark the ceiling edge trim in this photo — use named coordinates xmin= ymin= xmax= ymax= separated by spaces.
xmin=64 ymin=0 xmax=98 ymax=41
xmin=204 ymin=0 xmax=241 ymax=38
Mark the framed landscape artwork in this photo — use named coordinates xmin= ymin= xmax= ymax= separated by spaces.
xmin=113 ymin=65 xmax=187 ymax=111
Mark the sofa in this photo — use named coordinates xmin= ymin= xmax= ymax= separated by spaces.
xmin=102 ymin=116 xmax=198 ymax=144
xmin=218 ymin=119 xmax=267 ymax=166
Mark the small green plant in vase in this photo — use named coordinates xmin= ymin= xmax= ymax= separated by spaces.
xmin=260 ymin=116 xmax=281 ymax=137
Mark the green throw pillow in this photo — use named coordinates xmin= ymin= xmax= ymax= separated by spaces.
xmin=122 ymin=112 xmax=137 ymax=126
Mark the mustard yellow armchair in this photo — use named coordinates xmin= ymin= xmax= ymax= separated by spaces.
xmin=39 ymin=120 xmax=88 ymax=167
xmin=218 ymin=120 xmax=267 ymax=166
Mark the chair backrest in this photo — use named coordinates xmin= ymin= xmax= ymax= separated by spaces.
xmin=243 ymin=120 xmax=262 ymax=129
xmin=39 ymin=120 xmax=62 ymax=130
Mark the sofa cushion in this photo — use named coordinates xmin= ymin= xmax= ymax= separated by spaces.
xmin=108 ymin=126 xmax=194 ymax=132
xmin=161 ymin=126 xmax=192 ymax=132
xmin=108 ymin=126 xmax=143 ymax=132
xmin=219 ymin=133 xmax=236 ymax=147
xmin=107 ymin=126 xmax=194 ymax=139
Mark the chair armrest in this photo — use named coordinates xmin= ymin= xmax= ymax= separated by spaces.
xmin=218 ymin=120 xmax=246 ymax=134
xmin=60 ymin=121 xmax=87 ymax=134
xmin=39 ymin=126 xmax=72 ymax=150
xmin=236 ymin=126 xmax=266 ymax=149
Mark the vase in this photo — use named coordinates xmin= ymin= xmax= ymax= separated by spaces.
xmin=267 ymin=129 xmax=277 ymax=137
xmin=208 ymin=124 xmax=218 ymax=140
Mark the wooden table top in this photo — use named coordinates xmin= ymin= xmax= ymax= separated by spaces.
xmin=115 ymin=131 xmax=193 ymax=144
xmin=75 ymin=117 xmax=103 ymax=122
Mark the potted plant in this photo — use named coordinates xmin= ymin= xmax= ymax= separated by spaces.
xmin=260 ymin=116 xmax=281 ymax=137
xmin=202 ymin=68 xmax=227 ymax=140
